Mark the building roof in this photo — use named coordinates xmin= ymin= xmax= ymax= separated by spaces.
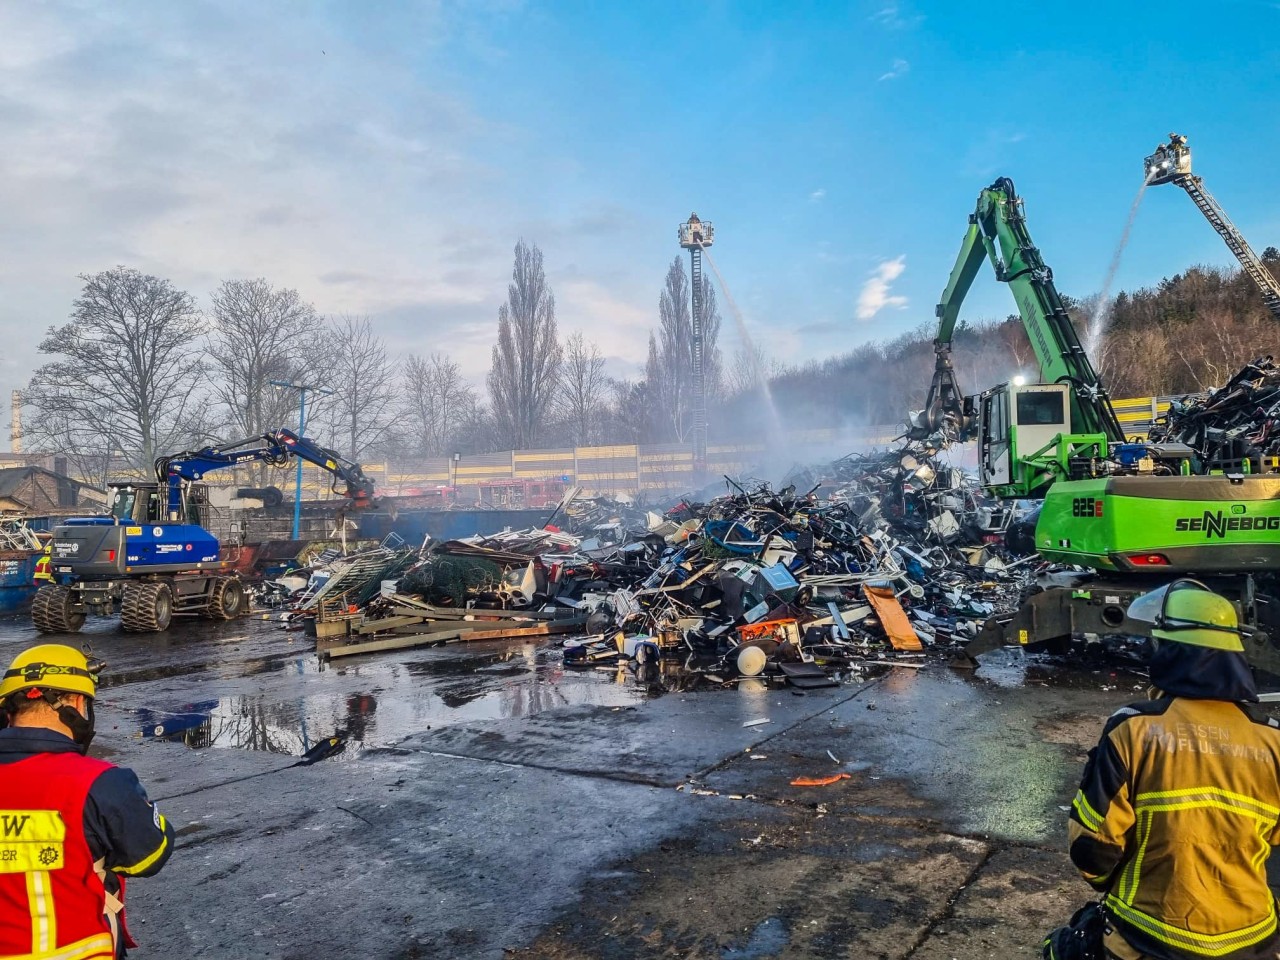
xmin=0 ymin=466 xmax=104 ymax=506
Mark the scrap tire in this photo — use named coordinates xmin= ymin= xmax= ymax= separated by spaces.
xmin=208 ymin=577 xmax=245 ymax=620
xmin=31 ymin=585 xmax=85 ymax=634
xmin=120 ymin=582 xmax=173 ymax=633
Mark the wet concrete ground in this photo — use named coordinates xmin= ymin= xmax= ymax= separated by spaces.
xmin=3 ymin=614 xmax=1274 ymax=959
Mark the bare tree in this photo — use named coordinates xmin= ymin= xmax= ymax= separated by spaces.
xmin=699 ymin=275 xmax=724 ymax=400
xmin=646 ymin=258 xmax=723 ymax=442
xmin=23 ymin=266 xmax=205 ymax=475
xmin=313 ymin=316 xmax=397 ymax=461
xmin=556 ymin=332 xmax=607 ymax=445
xmin=601 ymin=377 xmax=651 ymax=445
xmin=402 ymin=353 xmax=477 ymax=457
xmin=723 ymin=343 xmax=784 ymax=397
xmin=487 ymin=240 xmax=562 ymax=449
xmin=207 ymin=279 xmax=326 ymax=439
xmin=454 ymin=401 xmax=502 ymax=455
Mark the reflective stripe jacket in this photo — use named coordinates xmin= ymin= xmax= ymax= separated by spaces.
xmin=1069 ymin=695 xmax=1280 ymax=960
xmin=0 ymin=729 xmax=173 ymax=959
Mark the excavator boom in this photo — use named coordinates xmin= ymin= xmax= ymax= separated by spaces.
xmin=915 ymin=177 xmax=1124 ymax=447
xmin=156 ymin=428 xmax=376 ymax=515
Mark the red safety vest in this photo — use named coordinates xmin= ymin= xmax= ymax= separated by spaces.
xmin=0 ymin=752 xmax=118 ymax=960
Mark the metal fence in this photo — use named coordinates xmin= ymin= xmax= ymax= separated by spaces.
xmin=338 ymin=394 xmax=1182 ymax=498
xmin=63 ymin=393 xmax=1188 ymax=501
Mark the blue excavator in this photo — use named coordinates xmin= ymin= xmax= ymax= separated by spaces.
xmin=33 ymin=429 xmax=376 ymax=633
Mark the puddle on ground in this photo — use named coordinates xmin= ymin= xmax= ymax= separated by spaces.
xmin=124 ymin=641 xmax=865 ymax=758
xmin=974 ymin=645 xmax=1150 ymax=691
xmin=129 ymin=643 xmax=658 ymax=757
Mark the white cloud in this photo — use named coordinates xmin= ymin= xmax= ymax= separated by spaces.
xmin=0 ymin=1 xmax=628 ymax=409
xmin=856 ymin=256 xmax=908 ymax=320
xmin=878 ymin=58 xmax=910 ymax=82
xmin=809 ymin=188 xmax=826 ymax=202
xmin=552 ymin=276 xmax=652 ymax=381
xmin=870 ymin=4 xmax=924 ymax=29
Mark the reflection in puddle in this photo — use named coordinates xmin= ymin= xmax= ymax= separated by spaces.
xmin=133 ymin=642 xmax=647 ymax=756
xmin=975 ymin=645 xmax=1150 ymax=690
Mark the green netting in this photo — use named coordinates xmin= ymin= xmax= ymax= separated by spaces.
xmin=399 ymin=555 xmax=503 ymax=606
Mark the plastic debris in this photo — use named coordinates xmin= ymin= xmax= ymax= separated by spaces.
xmin=790 ymin=773 xmax=852 ymax=787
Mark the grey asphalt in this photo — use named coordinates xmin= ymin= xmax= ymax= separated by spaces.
xmin=0 ymin=616 xmax=1178 ymax=958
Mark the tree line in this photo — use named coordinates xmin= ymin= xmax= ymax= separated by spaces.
xmin=21 ymin=240 xmax=726 ymax=480
xmin=716 ymin=248 xmax=1280 ymax=436
xmin=23 ymin=242 xmax=1280 ymax=481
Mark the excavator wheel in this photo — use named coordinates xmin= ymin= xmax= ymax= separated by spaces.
xmin=207 ymin=577 xmax=246 ymax=620
xmin=31 ymin=585 xmax=86 ymax=634
xmin=120 ymin=582 xmax=174 ymax=633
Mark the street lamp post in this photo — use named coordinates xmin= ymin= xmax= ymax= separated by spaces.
xmin=271 ymin=380 xmax=333 ymax=539
xmin=450 ymin=452 xmax=461 ymax=502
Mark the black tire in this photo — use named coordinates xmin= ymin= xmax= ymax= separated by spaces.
xmin=208 ymin=577 xmax=246 ymax=620
xmin=120 ymin=582 xmax=174 ymax=633
xmin=30 ymin=585 xmax=85 ymax=634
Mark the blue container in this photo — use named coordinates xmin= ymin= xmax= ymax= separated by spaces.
xmin=0 ymin=550 xmax=42 ymax=613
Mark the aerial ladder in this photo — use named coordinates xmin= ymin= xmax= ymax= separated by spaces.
xmin=1144 ymin=133 xmax=1280 ymax=320
xmin=34 ymin=429 xmax=376 ymax=634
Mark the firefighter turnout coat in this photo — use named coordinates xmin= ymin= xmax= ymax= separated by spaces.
xmin=1069 ymin=642 xmax=1280 ymax=960
xmin=0 ymin=728 xmax=174 ymax=959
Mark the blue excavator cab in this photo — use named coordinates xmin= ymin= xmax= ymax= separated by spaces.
xmin=50 ymin=482 xmax=222 ymax=580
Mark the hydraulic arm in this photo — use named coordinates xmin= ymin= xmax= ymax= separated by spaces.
xmin=916 ymin=177 xmax=1124 ymax=445
xmin=156 ymin=428 xmax=376 ymax=515
xmin=1145 ymin=134 xmax=1280 ymax=321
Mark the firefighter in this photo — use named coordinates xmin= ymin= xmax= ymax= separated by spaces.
xmin=33 ymin=537 xmax=53 ymax=585
xmin=1065 ymin=580 xmax=1280 ymax=960
xmin=0 ymin=644 xmax=174 ymax=958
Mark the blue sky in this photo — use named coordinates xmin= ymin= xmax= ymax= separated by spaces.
xmin=1 ymin=0 xmax=1277 ymax=414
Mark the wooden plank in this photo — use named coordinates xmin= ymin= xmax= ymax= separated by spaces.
xmin=389 ymin=621 xmax=483 ymax=636
xmin=387 ymin=597 xmax=561 ymax=621
xmin=355 ymin=615 xmax=427 ymax=635
xmin=313 ymin=620 xmax=351 ymax=640
xmin=321 ymin=630 xmax=465 ymax=659
xmin=321 ymin=617 xmax=587 ymax=659
xmin=391 ymin=605 xmax=466 ymax=619
xmin=389 ymin=594 xmax=435 ymax=612
xmin=387 ymin=616 xmax=586 ymax=638
xmin=451 ymin=620 xmax=585 ymax=642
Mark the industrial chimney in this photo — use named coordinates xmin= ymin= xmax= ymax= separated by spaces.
xmin=10 ymin=390 xmax=21 ymax=455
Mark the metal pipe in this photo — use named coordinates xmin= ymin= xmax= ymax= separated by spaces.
xmin=293 ymin=387 xmax=307 ymax=540
xmin=271 ymin=379 xmax=332 ymax=540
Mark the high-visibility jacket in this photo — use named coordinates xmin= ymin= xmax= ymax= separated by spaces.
xmin=1070 ymin=691 xmax=1280 ymax=960
xmin=33 ymin=551 xmax=52 ymax=584
xmin=0 ymin=729 xmax=172 ymax=960
xmin=0 ymin=752 xmax=117 ymax=959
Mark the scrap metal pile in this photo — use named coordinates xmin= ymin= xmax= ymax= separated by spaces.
xmin=304 ymin=445 xmax=1040 ymax=687
xmin=1149 ymin=356 xmax=1280 ymax=463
